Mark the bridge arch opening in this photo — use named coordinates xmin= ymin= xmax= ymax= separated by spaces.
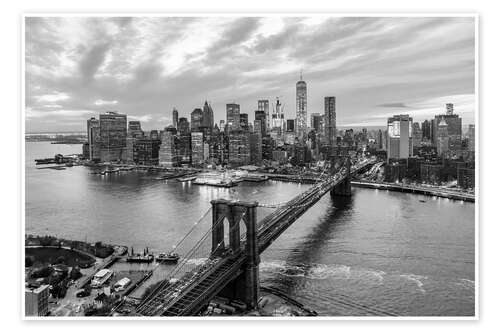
xmin=239 ymin=218 xmax=247 ymax=242
xmin=222 ymin=218 xmax=230 ymax=251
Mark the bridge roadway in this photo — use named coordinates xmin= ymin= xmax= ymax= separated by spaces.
xmin=135 ymin=158 xmax=376 ymax=316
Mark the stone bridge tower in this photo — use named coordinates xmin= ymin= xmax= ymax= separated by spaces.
xmin=330 ymin=143 xmax=352 ymax=197
xmin=210 ymin=199 xmax=260 ymax=309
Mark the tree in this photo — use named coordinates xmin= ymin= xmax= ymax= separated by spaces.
xmin=25 ymin=256 xmax=35 ymax=267
xmin=54 ymin=256 xmax=66 ymax=264
xmin=70 ymin=267 xmax=82 ymax=280
xmin=30 ymin=266 xmax=53 ymax=278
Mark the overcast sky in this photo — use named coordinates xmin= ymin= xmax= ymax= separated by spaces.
xmin=25 ymin=16 xmax=475 ymax=133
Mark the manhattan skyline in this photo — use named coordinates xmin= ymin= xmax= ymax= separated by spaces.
xmin=25 ymin=16 xmax=475 ymax=133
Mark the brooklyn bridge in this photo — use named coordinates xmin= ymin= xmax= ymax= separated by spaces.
xmin=130 ymin=154 xmax=377 ymax=316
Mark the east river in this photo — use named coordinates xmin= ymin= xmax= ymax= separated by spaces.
xmin=25 ymin=142 xmax=475 ymax=316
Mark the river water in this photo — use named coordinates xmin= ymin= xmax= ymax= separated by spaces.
xmin=25 ymin=142 xmax=475 ymax=316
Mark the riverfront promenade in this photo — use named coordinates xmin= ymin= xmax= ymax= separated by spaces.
xmin=351 ymin=180 xmax=475 ymax=202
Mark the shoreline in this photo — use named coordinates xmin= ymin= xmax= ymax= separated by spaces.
xmin=351 ymin=180 xmax=475 ymax=202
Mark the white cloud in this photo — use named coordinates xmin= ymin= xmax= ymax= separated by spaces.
xmin=35 ymin=92 xmax=70 ymax=103
xmin=26 ymin=108 xmax=96 ymax=119
xmin=25 ymin=17 xmax=476 ymax=132
xmin=129 ymin=114 xmax=153 ymax=122
xmin=94 ymin=99 xmax=118 ymax=106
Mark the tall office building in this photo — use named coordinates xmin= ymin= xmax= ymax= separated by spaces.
xmin=422 ymin=119 xmax=431 ymax=141
xmin=377 ymin=129 xmax=384 ymax=150
xmin=255 ymin=110 xmax=267 ymax=136
xmin=258 ymin=100 xmax=270 ymax=130
xmin=387 ymin=114 xmax=413 ymax=161
xmin=123 ymin=134 xmax=135 ymax=164
xmin=172 ymin=108 xmax=179 ymax=129
xmin=133 ymin=137 xmax=161 ymax=165
xmin=226 ymin=103 xmax=240 ymax=131
xmin=446 ymin=103 xmax=454 ymax=115
xmin=412 ymin=122 xmax=423 ymax=148
xmin=178 ymin=117 xmax=190 ymax=135
xmin=149 ymin=130 xmax=159 ymax=140
xmin=191 ymin=132 xmax=204 ymax=166
xmin=432 ymin=104 xmax=462 ymax=151
xmin=202 ymin=101 xmax=214 ymax=129
xmin=128 ymin=121 xmax=143 ymax=138
xmin=271 ymin=97 xmax=285 ymax=131
xmin=286 ymin=119 xmax=295 ymax=132
xmin=296 ymin=73 xmax=307 ymax=141
xmin=468 ymin=124 xmax=475 ymax=151
xmin=87 ymin=117 xmax=100 ymax=161
xmin=249 ymin=132 xmax=262 ymax=164
xmin=324 ymin=97 xmax=336 ymax=147
xmin=240 ymin=113 xmax=249 ymax=130
xmin=159 ymin=127 xmax=178 ymax=167
xmin=436 ymin=119 xmax=449 ymax=156
xmin=228 ymin=130 xmax=250 ymax=167
xmin=191 ymin=108 xmax=203 ymax=132
xmin=99 ymin=111 xmax=127 ymax=162
xmin=310 ymin=113 xmax=323 ymax=133
xmin=178 ymin=134 xmax=191 ymax=166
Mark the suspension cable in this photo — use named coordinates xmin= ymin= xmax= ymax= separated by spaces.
xmin=171 ymin=207 xmax=212 ymax=251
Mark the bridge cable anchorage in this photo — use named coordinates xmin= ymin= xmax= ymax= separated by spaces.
xmin=136 ymin=212 xmax=248 ymax=316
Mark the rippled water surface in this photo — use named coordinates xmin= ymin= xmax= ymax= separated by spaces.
xmin=25 ymin=142 xmax=475 ymax=316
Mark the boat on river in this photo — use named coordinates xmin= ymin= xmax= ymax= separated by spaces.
xmin=155 ymin=252 xmax=180 ymax=264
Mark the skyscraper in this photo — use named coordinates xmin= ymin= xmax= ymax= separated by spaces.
xmin=446 ymin=103 xmax=454 ymax=115
xmin=178 ymin=117 xmax=190 ymax=135
xmin=255 ymin=110 xmax=267 ymax=136
xmin=191 ymin=132 xmax=204 ymax=166
xmin=422 ymin=119 xmax=431 ymax=141
xmin=226 ymin=103 xmax=240 ymax=131
xmin=324 ymin=97 xmax=336 ymax=147
xmin=87 ymin=117 xmax=100 ymax=161
xmin=258 ymin=100 xmax=270 ymax=130
xmin=310 ymin=113 xmax=323 ymax=133
xmin=296 ymin=73 xmax=307 ymax=141
xmin=271 ymin=97 xmax=285 ymax=131
xmin=128 ymin=121 xmax=143 ymax=138
xmin=98 ymin=111 xmax=127 ymax=162
xmin=286 ymin=119 xmax=295 ymax=132
xmin=228 ymin=130 xmax=250 ymax=167
xmin=249 ymin=132 xmax=262 ymax=164
xmin=159 ymin=126 xmax=178 ymax=167
xmin=240 ymin=113 xmax=249 ymax=130
xmin=412 ymin=122 xmax=423 ymax=148
xmin=191 ymin=108 xmax=203 ymax=132
xmin=432 ymin=104 xmax=462 ymax=150
xmin=437 ymin=119 xmax=449 ymax=156
xmin=202 ymin=101 xmax=214 ymax=129
xmin=172 ymin=108 xmax=179 ymax=129
xmin=387 ymin=114 xmax=413 ymax=161
xmin=468 ymin=124 xmax=475 ymax=152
